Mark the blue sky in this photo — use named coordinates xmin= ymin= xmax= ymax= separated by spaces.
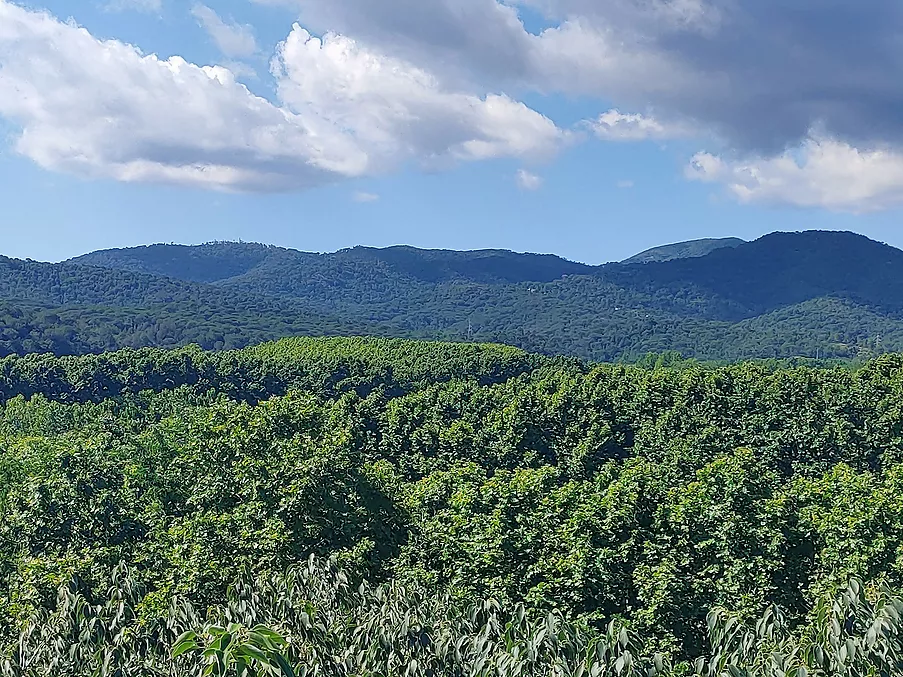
xmin=2 ymin=0 xmax=903 ymax=264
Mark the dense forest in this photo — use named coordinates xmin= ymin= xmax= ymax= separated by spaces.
xmin=0 ymin=230 xmax=891 ymax=362
xmin=2 ymin=337 xmax=903 ymax=674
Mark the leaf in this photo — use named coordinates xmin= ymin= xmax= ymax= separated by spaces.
xmin=239 ymin=643 xmax=270 ymax=665
xmin=653 ymin=653 xmax=664 ymax=674
xmin=172 ymin=631 xmax=199 ymax=658
xmin=273 ymin=654 xmax=297 ymax=677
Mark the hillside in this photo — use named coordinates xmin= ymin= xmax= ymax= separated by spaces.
xmin=0 ymin=256 xmax=383 ymax=355
xmin=68 ymin=241 xmax=286 ymax=283
xmin=621 ymin=237 xmax=746 ymax=264
xmin=0 ymin=229 xmax=898 ymax=361
xmin=606 ymin=231 xmax=903 ymax=317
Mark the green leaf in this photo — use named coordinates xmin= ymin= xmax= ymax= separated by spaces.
xmin=238 ymin=643 xmax=270 ymax=665
xmin=172 ymin=631 xmax=199 ymax=658
xmin=273 ymin=654 xmax=297 ymax=677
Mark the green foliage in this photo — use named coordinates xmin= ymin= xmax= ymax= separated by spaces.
xmin=173 ymin=624 xmax=293 ymax=677
xmin=0 ymin=337 xmax=540 ymax=403
xmin=700 ymin=579 xmax=903 ymax=676
xmin=4 ymin=559 xmax=902 ymax=676
xmin=2 ymin=340 xmax=903 ymax=673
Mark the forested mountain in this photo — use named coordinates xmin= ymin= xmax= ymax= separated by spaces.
xmin=4 ymin=338 xmax=903 ymax=674
xmin=68 ymin=241 xmax=285 ymax=283
xmin=621 ymin=236 xmax=746 ymax=264
xmin=0 ymin=255 xmax=382 ymax=355
xmin=606 ymin=230 xmax=903 ymax=318
xmin=0 ymin=229 xmax=898 ymax=361
xmin=71 ymin=243 xmax=595 ymax=285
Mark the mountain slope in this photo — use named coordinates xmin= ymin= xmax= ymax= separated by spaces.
xmin=0 ymin=254 xmax=272 ymax=308
xmin=68 ymin=242 xmax=290 ymax=284
xmin=622 ymin=237 xmax=746 ymax=264
xmin=0 ymin=256 xmax=384 ymax=356
xmin=607 ymin=231 xmax=903 ymax=318
xmin=9 ymin=230 xmax=903 ymax=361
xmin=0 ymin=300 xmax=383 ymax=357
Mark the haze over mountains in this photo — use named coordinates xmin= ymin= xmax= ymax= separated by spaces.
xmin=1 ymin=230 xmax=900 ymax=362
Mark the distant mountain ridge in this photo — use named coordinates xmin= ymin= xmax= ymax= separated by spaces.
xmin=67 ymin=242 xmax=290 ymax=284
xmin=1 ymin=230 xmax=899 ymax=361
xmin=70 ymin=244 xmax=595 ymax=286
xmin=621 ymin=237 xmax=746 ymax=264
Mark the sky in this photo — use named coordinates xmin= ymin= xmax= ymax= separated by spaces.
xmin=2 ymin=0 xmax=903 ymax=264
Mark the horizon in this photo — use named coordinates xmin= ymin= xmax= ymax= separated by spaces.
xmin=13 ymin=228 xmax=897 ymax=267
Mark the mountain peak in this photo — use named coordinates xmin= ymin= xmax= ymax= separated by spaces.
xmin=622 ymin=237 xmax=746 ymax=264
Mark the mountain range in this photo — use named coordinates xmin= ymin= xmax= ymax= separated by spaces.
xmin=1 ymin=230 xmax=900 ymax=362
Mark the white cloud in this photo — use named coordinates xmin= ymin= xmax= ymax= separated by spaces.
xmin=516 ymin=169 xmax=543 ymax=190
xmin=274 ymin=25 xmax=566 ymax=168
xmin=590 ymin=110 xmax=691 ymax=141
xmin=616 ymin=179 xmax=634 ymax=189
xmin=353 ymin=191 xmax=379 ymax=202
xmin=191 ymin=4 xmax=258 ymax=58
xmin=249 ymin=0 xmax=903 ymax=213
xmin=105 ymin=0 xmax=162 ymax=13
xmin=0 ymin=2 xmax=361 ymax=191
xmin=687 ymin=136 xmax=903 ymax=213
xmin=0 ymin=2 xmax=567 ymax=192
xmin=252 ymin=0 xmax=537 ymax=87
xmin=8 ymin=0 xmax=902 ymax=211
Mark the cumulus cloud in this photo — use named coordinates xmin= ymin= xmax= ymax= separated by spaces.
xmin=7 ymin=0 xmax=903 ymax=209
xmin=590 ymin=110 xmax=690 ymax=141
xmin=266 ymin=0 xmax=903 ymax=212
xmin=274 ymin=26 xmax=565 ymax=169
xmin=252 ymin=0 xmax=536 ymax=87
xmin=0 ymin=2 xmax=566 ymax=192
xmin=516 ymin=169 xmax=543 ymax=190
xmin=0 ymin=2 xmax=358 ymax=191
xmin=353 ymin=191 xmax=379 ymax=202
xmin=687 ymin=136 xmax=903 ymax=213
xmin=191 ymin=5 xmax=258 ymax=58
xmin=257 ymin=0 xmax=903 ymax=195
